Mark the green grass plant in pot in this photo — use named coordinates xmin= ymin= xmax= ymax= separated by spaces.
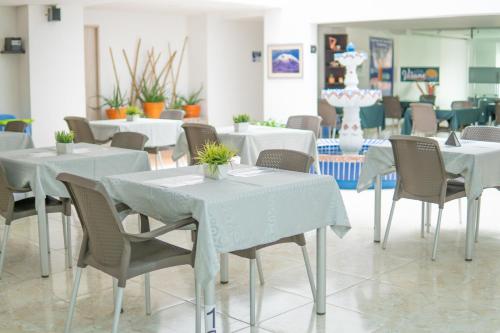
xmin=102 ymin=86 xmax=127 ymax=119
xmin=181 ymin=85 xmax=203 ymax=118
xmin=126 ymin=105 xmax=142 ymax=122
xmin=233 ymin=114 xmax=251 ymax=133
xmin=55 ymin=130 xmax=75 ymax=155
xmin=196 ymin=142 xmax=235 ymax=180
xmin=139 ymin=79 xmax=166 ymax=119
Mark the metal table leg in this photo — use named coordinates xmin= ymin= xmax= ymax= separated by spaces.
xmin=37 ymin=205 xmax=50 ymax=277
xmin=374 ymin=175 xmax=381 ymax=243
xmin=204 ymin=279 xmax=217 ymax=333
xmin=220 ymin=253 xmax=229 ymax=284
xmin=316 ymin=226 xmax=326 ymax=315
xmin=465 ymin=198 xmax=477 ymax=261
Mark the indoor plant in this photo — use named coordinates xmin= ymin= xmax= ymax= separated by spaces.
xmin=196 ymin=142 xmax=235 ymax=180
xmin=102 ymin=87 xmax=127 ymax=119
xmin=181 ymin=86 xmax=203 ymax=118
xmin=126 ymin=105 xmax=142 ymax=121
xmin=139 ymin=79 xmax=166 ymax=118
xmin=55 ymin=130 xmax=74 ymax=155
xmin=233 ymin=114 xmax=251 ymax=133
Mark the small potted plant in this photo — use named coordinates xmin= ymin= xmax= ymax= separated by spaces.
xmin=102 ymin=86 xmax=127 ymax=119
xmin=55 ymin=130 xmax=74 ymax=155
xmin=139 ymin=79 xmax=166 ymax=119
xmin=196 ymin=142 xmax=235 ymax=180
xmin=181 ymin=86 xmax=203 ymax=118
xmin=126 ymin=105 xmax=142 ymax=122
xmin=233 ymin=114 xmax=251 ymax=133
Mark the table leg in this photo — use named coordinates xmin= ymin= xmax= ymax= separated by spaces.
xmin=220 ymin=253 xmax=229 ymax=284
xmin=316 ymin=226 xmax=326 ymax=315
xmin=314 ymin=158 xmax=321 ymax=175
xmin=37 ymin=206 xmax=50 ymax=277
xmin=374 ymin=175 xmax=382 ymax=243
xmin=465 ymin=198 xmax=477 ymax=261
xmin=426 ymin=203 xmax=432 ymax=233
xmin=204 ymin=279 xmax=217 ymax=333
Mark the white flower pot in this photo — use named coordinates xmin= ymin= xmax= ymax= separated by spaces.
xmin=56 ymin=142 xmax=74 ymax=155
xmin=126 ymin=114 xmax=140 ymax=122
xmin=234 ymin=122 xmax=249 ymax=133
xmin=203 ymin=163 xmax=230 ymax=180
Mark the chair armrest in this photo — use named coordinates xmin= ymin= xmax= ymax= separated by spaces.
xmin=124 ymin=217 xmax=197 ymax=242
xmin=8 ymin=185 xmax=31 ymax=193
xmin=95 ymin=138 xmax=112 ymax=145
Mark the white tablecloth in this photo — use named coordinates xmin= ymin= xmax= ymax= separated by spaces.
xmin=90 ymin=119 xmax=183 ymax=148
xmin=0 ymin=143 xmax=150 ymax=276
xmin=0 ymin=132 xmax=34 ymax=151
xmin=173 ymin=125 xmax=319 ymax=166
xmin=102 ymin=165 xmax=350 ymax=287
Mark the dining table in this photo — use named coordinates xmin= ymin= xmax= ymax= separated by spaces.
xmin=0 ymin=143 xmax=150 ymax=277
xmin=401 ymin=108 xmax=480 ymax=135
xmin=102 ymin=164 xmax=350 ymax=332
xmin=357 ymin=137 xmax=500 ymax=261
xmin=173 ymin=125 xmax=321 ymax=173
xmin=0 ymin=132 xmax=34 ymax=151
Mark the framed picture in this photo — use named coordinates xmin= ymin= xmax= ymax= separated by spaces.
xmin=268 ymin=44 xmax=303 ymax=78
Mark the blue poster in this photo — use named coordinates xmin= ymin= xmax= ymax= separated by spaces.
xmin=369 ymin=37 xmax=394 ymax=96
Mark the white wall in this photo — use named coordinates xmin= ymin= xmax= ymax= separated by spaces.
xmin=84 ymin=9 xmax=189 ymax=114
xmin=206 ymin=17 xmax=263 ymax=126
xmin=263 ymin=7 xmax=317 ymax=123
xmin=0 ymin=6 xmax=20 ymax=117
xmin=26 ymin=4 xmax=86 ymax=146
xmin=187 ymin=15 xmax=208 ymax=118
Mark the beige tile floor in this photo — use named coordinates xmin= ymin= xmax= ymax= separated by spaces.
xmin=2 ymin=151 xmax=500 ymax=332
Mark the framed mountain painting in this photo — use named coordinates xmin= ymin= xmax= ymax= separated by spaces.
xmin=268 ymin=44 xmax=303 ymax=78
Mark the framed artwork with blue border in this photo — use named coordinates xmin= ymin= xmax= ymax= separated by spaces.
xmin=268 ymin=44 xmax=303 ymax=78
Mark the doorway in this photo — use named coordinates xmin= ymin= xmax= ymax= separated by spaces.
xmin=84 ymin=25 xmax=101 ymax=120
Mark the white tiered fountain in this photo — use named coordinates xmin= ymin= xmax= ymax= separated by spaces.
xmin=322 ymin=43 xmax=382 ymax=154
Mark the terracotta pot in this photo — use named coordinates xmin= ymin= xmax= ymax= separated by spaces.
xmin=143 ymin=102 xmax=165 ymax=119
xmin=183 ymin=104 xmax=201 ymax=118
xmin=106 ymin=107 xmax=126 ymax=119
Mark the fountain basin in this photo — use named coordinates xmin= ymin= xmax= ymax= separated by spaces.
xmin=322 ymin=89 xmax=382 ymax=108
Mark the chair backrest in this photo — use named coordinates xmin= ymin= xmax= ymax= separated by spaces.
xmin=389 ymin=135 xmax=447 ymax=206
xmin=256 ymin=149 xmax=314 ymax=173
xmin=410 ymin=103 xmax=437 ymax=135
xmin=0 ymin=164 xmax=14 ymax=217
xmin=64 ymin=116 xmax=96 ymax=144
xmin=161 ymin=110 xmax=185 ymax=120
xmin=181 ymin=123 xmax=219 ymax=165
xmin=57 ymin=173 xmax=127 ymax=268
xmin=382 ymin=96 xmax=403 ymax=119
xmin=419 ymin=94 xmax=436 ymax=105
xmin=286 ymin=115 xmax=322 ymax=139
xmin=451 ymin=100 xmax=473 ymax=110
xmin=496 ymin=102 xmax=500 ymax=125
xmin=461 ymin=126 xmax=500 ymax=142
xmin=110 ymin=132 xmax=148 ymax=150
xmin=5 ymin=121 xmax=28 ymax=133
xmin=318 ymin=100 xmax=337 ymax=128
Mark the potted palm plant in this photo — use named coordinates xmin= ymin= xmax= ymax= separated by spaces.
xmin=126 ymin=105 xmax=142 ymax=121
xmin=102 ymin=87 xmax=127 ymax=119
xmin=181 ymin=86 xmax=203 ymax=118
xmin=55 ymin=130 xmax=74 ymax=155
xmin=196 ymin=142 xmax=235 ymax=180
xmin=233 ymin=114 xmax=251 ymax=133
xmin=140 ymin=79 xmax=166 ymax=119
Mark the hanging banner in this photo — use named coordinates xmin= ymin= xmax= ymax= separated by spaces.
xmin=400 ymin=67 xmax=440 ymax=82
xmin=369 ymin=37 xmax=394 ymax=96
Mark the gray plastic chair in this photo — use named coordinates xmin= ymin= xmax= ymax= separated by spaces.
xmin=382 ymin=96 xmax=403 ymax=134
xmin=64 ymin=116 xmax=111 ymax=144
xmin=0 ymin=164 xmax=72 ymax=278
xmin=182 ymin=123 xmax=220 ymax=166
xmin=57 ymin=172 xmax=198 ymax=333
xmin=230 ymin=149 xmax=316 ymax=326
xmin=160 ymin=109 xmax=185 ymax=120
xmin=419 ymin=94 xmax=436 ymax=105
xmin=383 ymin=136 xmax=467 ymax=260
xmin=461 ymin=125 xmax=500 ymax=242
xmin=318 ymin=100 xmax=337 ymax=138
xmin=410 ymin=103 xmax=437 ymax=136
xmin=111 ymin=132 xmax=148 ymax=151
xmin=5 ymin=121 xmax=28 ymax=133
xmin=286 ymin=115 xmax=322 ymax=139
